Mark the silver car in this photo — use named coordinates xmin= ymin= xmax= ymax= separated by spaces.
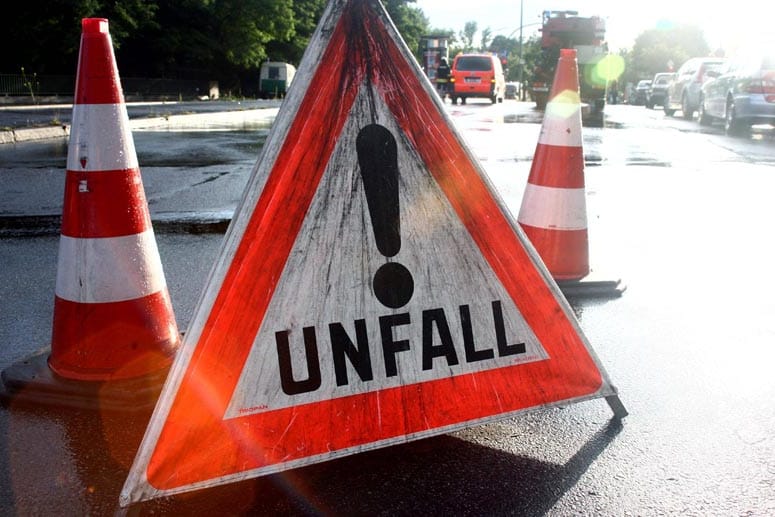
xmin=698 ymin=51 xmax=775 ymax=135
xmin=646 ymin=72 xmax=674 ymax=109
xmin=663 ymin=57 xmax=726 ymax=119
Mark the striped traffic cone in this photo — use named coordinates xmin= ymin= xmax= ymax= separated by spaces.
xmin=1 ymin=18 xmax=179 ymax=409
xmin=518 ymin=48 xmax=589 ymax=281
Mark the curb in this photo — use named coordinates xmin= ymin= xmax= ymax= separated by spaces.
xmin=128 ymin=108 xmax=278 ymax=130
xmin=0 ymin=125 xmax=70 ymax=144
xmin=1 ymin=106 xmax=279 ymax=144
xmin=0 ymin=212 xmax=234 ymax=237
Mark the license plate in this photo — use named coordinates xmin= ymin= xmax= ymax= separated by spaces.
xmin=464 ymin=77 xmax=481 ymax=83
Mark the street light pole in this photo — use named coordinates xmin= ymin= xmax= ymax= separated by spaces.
xmin=519 ymin=0 xmax=525 ymax=100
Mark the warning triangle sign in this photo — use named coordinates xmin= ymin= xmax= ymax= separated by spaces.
xmin=122 ymin=0 xmax=622 ymax=505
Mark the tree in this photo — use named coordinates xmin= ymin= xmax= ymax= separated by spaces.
xmin=383 ymin=0 xmax=430 ymax=61
xmin=519 ymin=35 xmax=544 ymax=86
xmin=1 ymin=0 xmax=159 ymax=75
xmin=213 ymin=0 xmax=295 ymax=71
xmin=459 ymin=21 xmax=478 ymax=52
xmin=480 ymin=27 xmax=492 ymax=52
xmin=266 ymin=0 xmax=327 ymax=65
xmin=489 ymin=35 xmax=519 ymax=80
xmin=629 ymin=24 xmax=709 ymax=80
xmin=0 ymin=0 xmax=431 ymax=97
xmin=116 ymin=0 xmax=212 ymax=78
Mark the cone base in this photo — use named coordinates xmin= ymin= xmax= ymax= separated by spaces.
xmin=520 ymin=224 xmax=590 ymax=280
xmin=557 ymin=277 xmax=626 ymax=299
xmin=50 ymin=292 xmax=179 ymax=382
xmin=0 ymin=348 xmax=168 ymax=412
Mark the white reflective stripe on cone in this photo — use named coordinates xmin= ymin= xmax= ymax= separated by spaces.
xmin=517 ymin=184 xmax=587 ymax=230
xmin=538 ymin=101 xmax=583 ymax=147
xmin=55 ymin=230 xmax=166 ymax=303
xmin=67 ymin=103 xmax=138 ymax=171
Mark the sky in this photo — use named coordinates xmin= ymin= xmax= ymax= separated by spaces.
xmin=414 ymin=0 xmax=775 ymax=54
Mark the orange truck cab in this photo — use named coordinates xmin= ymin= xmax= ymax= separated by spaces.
xmin=449 ymin=53 xmax=506 ymax=105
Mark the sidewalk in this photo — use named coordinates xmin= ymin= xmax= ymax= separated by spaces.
xmin=0 ymin=101 xmax=281 ymax=236
xmin=0 ymin=99 xmax=281 ymax=143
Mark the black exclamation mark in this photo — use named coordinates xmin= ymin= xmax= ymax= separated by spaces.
xmin=357 ymin=123 xmax=414 ymax=309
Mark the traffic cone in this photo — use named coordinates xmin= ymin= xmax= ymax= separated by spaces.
xmin=518 ymin=48 xmax=589 ymax=281
xmin=1 ymin=18 xmax=180 ymax=410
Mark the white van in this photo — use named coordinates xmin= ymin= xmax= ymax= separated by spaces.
xmin=259 ymin=62 xmax=296 ymax=99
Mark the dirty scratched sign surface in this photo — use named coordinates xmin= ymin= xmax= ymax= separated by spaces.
xmin=122 ymin=0 xmax=617 ymax=505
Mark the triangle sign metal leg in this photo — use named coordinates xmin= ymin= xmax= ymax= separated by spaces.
xmin=605 ymin=395 xmax=628 ymax=419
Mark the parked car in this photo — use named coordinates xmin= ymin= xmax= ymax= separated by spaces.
xmin=631 ymin=79 xmax=651 ymax=105
xmin=505 ymin=82 xmax=519 ymax=99
xmin=698 ymin=50 xmax=775 ymax=135
xmin=646 ymin=73 xmax=675 ymax=109
xmin=449 ymin=53 xmax=506 ymax=105
xmin=664 ymin=57 xmax=727 ymax=119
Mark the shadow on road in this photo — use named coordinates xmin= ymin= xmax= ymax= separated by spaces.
xmin=1 ymin=396 xmax=623 ymax=515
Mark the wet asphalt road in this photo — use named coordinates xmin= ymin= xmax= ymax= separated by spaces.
xmin=1 ymin=101 xmax=775 ymax=515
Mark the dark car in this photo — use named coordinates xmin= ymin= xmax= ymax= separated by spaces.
xmin=646 ymin=72 xmax=675 ymax=109
xmin=505 ymin=82 xmax=519 ymax=99
xmin=698 ymin=50 xmax=775 ymax=135
xmin=631 ymin=79 xmax=651 ymax=105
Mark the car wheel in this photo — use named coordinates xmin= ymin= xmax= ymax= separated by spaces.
xmin=698 ymin=96 xmax=712 ymax=126
xmin=725 ymin=98 xmax=749 ymax=136
xmin=681 ymin=94 xmax=694 ymax=120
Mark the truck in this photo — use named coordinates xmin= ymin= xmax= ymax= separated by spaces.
xmin=420 ymin=35 xmax=450 ymax=83
xmin=530 ymin=10 xmax=608 ymax=126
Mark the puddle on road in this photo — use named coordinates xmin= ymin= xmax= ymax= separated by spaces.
xmin=0 ymin=139 xmax=69 ymax=168
xmin=135 ymin=130 xmax=267 ymax=167
xmin=503 ymin=113 xmax=542 ymax=124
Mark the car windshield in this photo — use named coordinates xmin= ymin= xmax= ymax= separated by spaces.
xmin=456 ymin=56 xmax=492 ymax=71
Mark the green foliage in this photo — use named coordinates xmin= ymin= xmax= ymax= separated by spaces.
xmin=116 ymin=0 xmax=215 ymax=78
xmin=485 ymin=33 xmax=542 ymax=83
xmin=1 ymin=0 xmax=431 ymax=94
xmin=96 ymin=0 xmax=159 ymax=47
xmin=383 ymin=0 xmax=430 ymax=61
xmin=267 ymin=0 xmax=327 ymax=64
xmin=459 ymin=21 xmax=478 ymax=52
xmin=629 ymin=24 xmax=710 ymax=81
xmin=214 ymin=0 xmax=295 ymax=70
xmin=2 ymin=0 xmax=106 ymax=74
xmin=479 ymin=27 xmax=492 ymax=52
xmin=489 ymin=35 xmax=517 ymax=55
xmin=489 ymin=35 xmax=519 ymax=81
